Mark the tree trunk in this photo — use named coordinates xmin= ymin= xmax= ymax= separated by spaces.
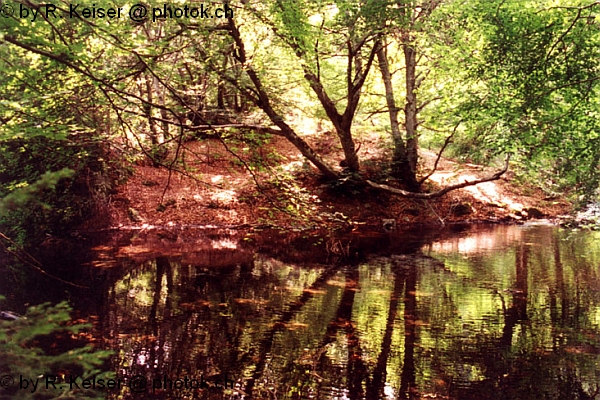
xmin=226 ymin=19 xmax=339 ymax=180
xmin=404 ymin=43 xmax=419 ymax=176
xmin=377 ymin=42 xmax=420 ymax=190
xmin=338 ymin=118 xmax=360 ymax=172
xmin=154 ymin=76 xmax=170 ymax=140
xmin=299 ymin=39 xmax=380 ymax=174
xmin=143 ymin=77 xmax=159 ymax=146
xmin=217 ymin=81 xmax=226 ymax=109
xmin=303 ymin=71 xmax=360 ymax=172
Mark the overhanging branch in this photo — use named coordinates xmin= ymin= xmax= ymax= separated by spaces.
xmin=367 ymin=155 xmax=510 ymax=199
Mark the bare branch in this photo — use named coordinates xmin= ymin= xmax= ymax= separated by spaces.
xmin=185 ymin=124 xmax=284 ymax=136
xmin=418 ymin=121 xmax=460 ymax=185
xmin=416 ymin=96 xmax=442 ymax=113
xmin=368 ymin=155 xmax=510 ymax=199
xmin=0 ymin=231 xmax=89 ymax=289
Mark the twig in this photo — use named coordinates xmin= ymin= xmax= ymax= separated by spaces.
xmin=418 ymin=121 xmax=461 ymax=185
xmin=0 ymin=232 xmax=89 ymax=289
xmin=423 ymin=199 xmax=445 ymax=227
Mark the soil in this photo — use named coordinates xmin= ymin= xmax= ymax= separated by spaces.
xmin=92 ymin=133 xmax=572 ymax=232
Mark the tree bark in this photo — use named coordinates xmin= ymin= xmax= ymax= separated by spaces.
xmin=377 ymin=42 xmax=420 ymax=190
xmin=404 ymin=43 xmax=419 ymax=175
xmin=143 ymin=77 xmax=159 ymax=146
xmin=303 ymin=68 xmax=362 ymax=172
xmin=226 ymin=19 xmax=339 ymax=180
xmin=286 ymin=30 xmax=380 ymax=173
xmin=366 ymin=156 xmax=510 ymax=198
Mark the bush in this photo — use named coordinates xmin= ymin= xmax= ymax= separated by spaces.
xmin=0 ymin=298 xmax=113 ymax=400
xmin=0 ymin=136 xmax=124 ymax=245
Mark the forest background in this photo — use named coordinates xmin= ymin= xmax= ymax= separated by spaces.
xmin=1 ymin=2 xmax=600 ymax=395
xmin=1 ymin=0 xmax=599 ymax=247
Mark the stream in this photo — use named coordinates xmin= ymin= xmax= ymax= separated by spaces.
xmin=4 ymin=223 xmax=600 ymax=399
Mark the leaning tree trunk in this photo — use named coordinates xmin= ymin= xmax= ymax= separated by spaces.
xmin=226 ymin=19 xmax=340 ymax=180
xmin=303 ymin=72 xmax=361 ymax=173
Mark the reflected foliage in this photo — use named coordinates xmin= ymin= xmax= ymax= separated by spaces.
xmin=87 ymin=226 xmax=600 ymax=399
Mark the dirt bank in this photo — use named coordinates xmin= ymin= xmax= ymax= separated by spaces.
xmin=91 ymin=135 xmax=571 ymax=231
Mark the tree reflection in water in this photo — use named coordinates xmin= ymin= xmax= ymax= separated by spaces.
xmin=94 ymin=225 xmax=600 ymax=399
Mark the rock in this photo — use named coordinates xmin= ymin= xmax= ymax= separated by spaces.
xmin=0 ymin=311 xmax=21 ymax=321
xmin=127 ymin=207 xmax=145 ymax=223
xmin=141 ymin=180 xmax=159 ymax=187
xmin=508 ymin=203 xmax=524 ymax=213
xmin=523 ymin=207 xmax=544 ymax=219
xmin=451 ymin=202 xmax=473 ymax=217
xmin=382 ymin=219 xmax=396 ymax=232
xmin=156 ymin=199 xmax=177 ymax=212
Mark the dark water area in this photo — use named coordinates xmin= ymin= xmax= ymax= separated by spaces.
xmin=3 ymin=223 xmax=600 ymax=399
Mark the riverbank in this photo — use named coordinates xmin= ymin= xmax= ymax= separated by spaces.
xmin=90 ymin=135 xmax=571 ymax=231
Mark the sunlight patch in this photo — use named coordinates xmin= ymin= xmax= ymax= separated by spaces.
xmin=282 ymin=160 xmax=304 ymax=172
xmin=211 ymin=238 xmax=237 ymax=249
xmin=211 ymin=190 xmax=236 ymax=203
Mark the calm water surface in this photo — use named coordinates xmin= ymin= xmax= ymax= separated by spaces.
xmin=37 ymin=224 xmax=600 ymax=399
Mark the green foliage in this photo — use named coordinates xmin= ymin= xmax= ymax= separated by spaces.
xmin=0 ymin=135 xmax=120 ymax=244
xmin=0 ymin=299 xmax=113 ymax=400
xmin=446 ymin=0 xmax=600 ymax=197
xmin=268 ymin=169 xmax=321 ymax=221
xmin=0 ymin=12 xmax=126 ymax=245
xmin=0 ymin=169 xmax=74 ymax=216
xmin=270 ymin=0 xmax=312 ymax=54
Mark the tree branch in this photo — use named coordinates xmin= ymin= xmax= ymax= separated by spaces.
xmin=225 ymin=18 xmax=339 ymax=179
xmin=418 ymin=121 xmax=460 ymax=185
xmin=185 ymin=124 xmax=284 ymax=136
xmin=0 ymin=231 xmax=89 ymax=289
xmin=368 ymin=155 xmax=510 ymax=199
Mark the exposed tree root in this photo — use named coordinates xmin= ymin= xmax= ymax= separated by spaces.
xmin=367 ymin=156 xmax=510 ymax=199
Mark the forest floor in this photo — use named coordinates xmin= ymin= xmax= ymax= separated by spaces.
xmin=98 ymin=134 xmax=571 ymax=231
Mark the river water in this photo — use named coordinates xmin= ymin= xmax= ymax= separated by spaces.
xmin=7 ymin=223 xmax=600 ymax=399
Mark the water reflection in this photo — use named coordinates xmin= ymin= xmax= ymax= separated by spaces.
xmin=94 ymin=225 xmax=600 ymax=399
